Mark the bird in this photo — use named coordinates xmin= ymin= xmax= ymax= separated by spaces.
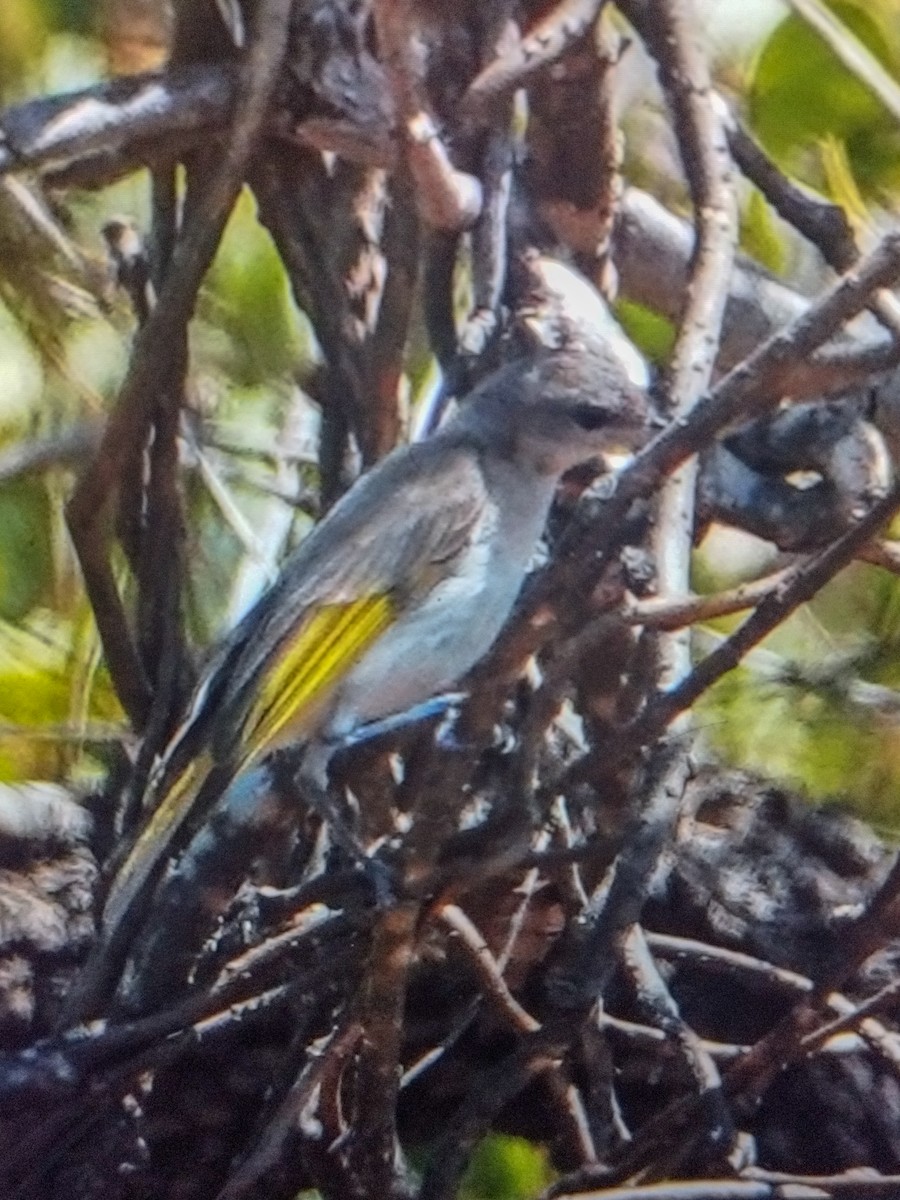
xmin=80 ymin=258 xmax=650 ymax=1016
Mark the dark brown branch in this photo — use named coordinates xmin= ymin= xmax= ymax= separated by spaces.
xmin=367 ymin=178 xmax=420 ymax=459
xmin=372 ymin=0 xmax=481 ymax=230
xmin=343 ymin=901 xmax=419 ymax=1197
xmin=621 ymin=566 xmax=796 ymax=631
xmin=726 ymin=116 xmax=858 ymax=274
xmin=726 ymin=110 xmax=900 ymax=339
xmin=65 ymin=0 xmax=293 ymax=730
xmin=0 ymin=64 xmax=235 ymax=176
xmin=438 ymin=903 xmax=539 ymax=1033
xmin=460 ymin=0 xmax=608 ymax=125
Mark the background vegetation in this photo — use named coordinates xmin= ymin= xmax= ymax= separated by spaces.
xmin=3 ymin=2 xmax=900 ymax=1198
xmin=5 ymin=0 xmax=900 ymax=823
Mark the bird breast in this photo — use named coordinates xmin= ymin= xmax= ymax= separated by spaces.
xmin=324 ymin=468 xmax=555 ymax=736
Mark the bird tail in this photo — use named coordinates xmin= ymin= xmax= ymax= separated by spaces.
xmin=100 ymin=749 xmax=221 ymax=941
xmin=58 ymin=749 xmax=225 ymax=1025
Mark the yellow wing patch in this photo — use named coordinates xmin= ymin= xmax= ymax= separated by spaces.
xmin=240 ymin=593 xmax=394 ymax=765
xmin=103 ymin=596 xmax=393 ymax=938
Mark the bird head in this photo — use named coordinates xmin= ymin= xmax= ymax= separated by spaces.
xmin=458 ymin=257 xmax=653 ymax=477
xmin=503 ymin=353 xmax=651 ymax=477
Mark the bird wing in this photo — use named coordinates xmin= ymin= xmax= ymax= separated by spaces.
xmin=90 ymin=443 xmax=488 ymax=979
xmin=213 ymin=439 xmax=489 ymax=765
xmin=236 ymin=593 xmax=394 ymax=764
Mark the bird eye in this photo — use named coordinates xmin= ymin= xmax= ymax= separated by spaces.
xmin=570 ymin=403 xmax=608 ymax=431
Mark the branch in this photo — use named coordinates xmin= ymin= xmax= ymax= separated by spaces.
xmin=459 ymin=0 xmax=608 ymax=125
xmin=0 ymin=64 xmax=235 ymax=177
xmin=620 ymin=0 xmax=738 ymax=692
xmin=372 ymin=0 xmax=481 ymax=230
xmin=725 ymin=109 xmax=900 ymax=339
xmin=630 ymin=476 xmax=900 ymax=744
xmin=65 ymin=0 xmax=293 ymax=729
xmin=621 ymin=566 xmax=796 ymax=631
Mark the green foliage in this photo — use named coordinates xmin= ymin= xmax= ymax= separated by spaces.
xmin=460 ymin=1135 xmax=553 ymax=1200
xmin=44 ymin=0 xmax=94 ymax=37
xmin=202 ymin=189 xmax=310 ymax=386
xmin=0 ymin=478 xmax=54 ymax=621
xmin=695 ymin=561 xmax=900 ymax=831
xmin=748 ymin=0 xmax=900 ymax=198
xmin=0 ymin=607 xmax=121 ymax=783
xmin=739 ymin=186 xmax=790 ymax=275
xmin=613 ymin=298 xmax=676 ymax=366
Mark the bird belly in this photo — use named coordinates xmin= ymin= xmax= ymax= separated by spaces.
xmin=324 ymin=533 xmax=524 ymax=739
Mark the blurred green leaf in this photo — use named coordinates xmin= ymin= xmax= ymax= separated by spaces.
xmin=740 ymin=187 xmax=790 ymax=275
xmin=695 ymin=561 xmax=900 ymax=831
xmin=0 ymin=478 xmax=54 ymax=620
xmin=748 ymin=0 xmax=900 ymax=196
xmin=461 ymin=1135 xmax=553 ymax=1200
xmin=698 ymin=662 xmax=900 ymax=831
xmin=614 ymin=299 xmax=676 ymax=366
xmin=44 ymin=0 xmax=95 ymax=37
xmin=819 ymin=135 xmax=871 ymax=230
xmin=0 ymin=608 xmax=122 ymax=782
xmin=0 ymin=6 xmax=51 ymax=92
xmin=202 ymin=190 xmax=309 ymax=387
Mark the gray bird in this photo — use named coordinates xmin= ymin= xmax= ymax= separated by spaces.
xmin=98 ymin=258 xmax=650 ymax=969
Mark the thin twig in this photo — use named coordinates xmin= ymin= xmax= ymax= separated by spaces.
xmin=745 ymin=1166 xmax=900 ymax=1194
xmin=800 ymin=976 xmax=900 ymax=1055
xmin=621 ymin=567 xmax=796 ymax=631
xmin=439 ymin=901 xmax=600 ymax=1165
xmin=630 ymin=477 xmax=900 ymax=745
xmin=439 ymin=903 xmax=539 ymax=1034
xmin=646 ymin=932 xmax=814 ymax=995
xmin=547 ymin=1179 xmax=775 ymax=1199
